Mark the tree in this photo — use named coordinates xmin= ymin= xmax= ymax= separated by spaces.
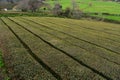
xmin=53 ymin=3 xmax=62 ymax=16
xmin=0 ymin=0 xmax=15 ymax=10
xmin=16 ymin=0 xmax=44 ymax=12
xmin=29 ymin=0 xmax=44 ymax=12
xmin=17 ymin=0 xmax=29 ymax=12
xmin=71 ymin=0 xmax=82 ymax=18
xmin=7 ymin=0 xmax=14 ymax=4
xmin=64 ymin=7 xmax=71 ymax=17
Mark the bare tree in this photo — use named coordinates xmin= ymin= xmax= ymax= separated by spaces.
xmin=53 ymin=3 xmax=62 ymax=16
xmin=16 ymin=0 xmax=44 ymax=12
xmin=29 ymin=0 xmax=44 ymax=12
xmin=16 ymin=0 xmax=29 ymax=11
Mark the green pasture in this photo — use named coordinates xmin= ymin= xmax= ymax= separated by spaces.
xmin=47 ymin=0 xmax=120 ymax=14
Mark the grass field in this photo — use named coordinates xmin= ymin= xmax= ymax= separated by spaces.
xmin=47 ymin=0 xmax=120 ymax=14
xmin=0 ymin=17 xmax=120 ymax=80
xmin=47 ymin=0 xmax=120 ymax=21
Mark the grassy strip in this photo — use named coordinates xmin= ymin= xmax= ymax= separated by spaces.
xmin=9 ymin=17 xmax=120 ymax=79
xmin=90 ymin=14 xmax=120 ymax=21
xmin=63 ymin=18 xmax=120 ymax=36
xmin=2 ymin=17 xmax=106 ymax=79
xmin=0 ymin=12 xmax=51 ymax=17
xmin=0 ymin=18 xmax=57 ymax=80
xmin=103 ymin=15 xmax=120 ymax=21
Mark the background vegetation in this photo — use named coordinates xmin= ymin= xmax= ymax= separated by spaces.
xmin=0 ymin=0 xmax=120 ymax=22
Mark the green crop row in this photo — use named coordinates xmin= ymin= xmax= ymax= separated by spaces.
xmin=0 ymin=18 xmax=56 ymax=80
xmin=16 ymin=17 xmax=120 ymax=63
xmin=42 ymin=17 xmax=120 ymax=38
xmin=21 ymin=16 xmax=120 ymax=63
xmin=2 ymin=17 xmax=107 ymax=79
xmin=8 ymin=17 xmax=120 ymax=80
xmin=37 ymin=17 xmax=120 ymax=53
xmin=51 ymin=17 xmax=120 ymax=32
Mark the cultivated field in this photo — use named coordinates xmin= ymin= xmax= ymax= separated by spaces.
xmin=0 ymin=17 xmax=120 ymax=80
